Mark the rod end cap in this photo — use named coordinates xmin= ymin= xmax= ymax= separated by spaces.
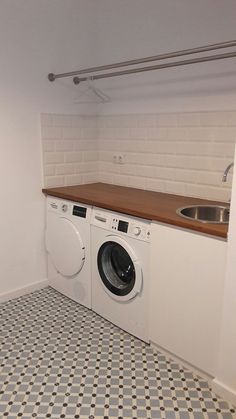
xmin=48 ymin=73 xmax=56 ymax=82
xmin=73 ymin=76 xmax=80 ymax=85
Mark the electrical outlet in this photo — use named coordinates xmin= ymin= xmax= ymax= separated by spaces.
xmin=113 ymin=154 xmax=118 ymax=164
xmin=112 ymin=154 xmax=125 ymax=164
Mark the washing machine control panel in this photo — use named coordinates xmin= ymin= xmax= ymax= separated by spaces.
xmin=111 ymin=216 xmax=150 ymax=241
xmin=91 ymin=208 xmax=150 ymax=242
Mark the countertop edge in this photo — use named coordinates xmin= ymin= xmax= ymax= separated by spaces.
xmin=42 ymin=187 xmax=228 ymax=239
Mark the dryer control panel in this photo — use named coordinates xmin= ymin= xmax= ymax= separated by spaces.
xmin=91 ymin=208 xmax=150 ymax=242
xmin=47 ymin=197 xmax=92 ymax=221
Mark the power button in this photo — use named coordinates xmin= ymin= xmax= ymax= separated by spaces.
xmin=61 ymin=204 xmax=68 ymax=213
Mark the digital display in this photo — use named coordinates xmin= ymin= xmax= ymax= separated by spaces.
xmin=73 ymin=206 xmax=87 ymax=218
xmin=118 ymin=220 xmax=129 ymax=233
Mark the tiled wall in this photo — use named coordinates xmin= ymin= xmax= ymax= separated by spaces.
xmin=98 ymin=112 xmax=236 ymax=201
xmin=41 ymin=114 xmax=98 ymax=188
xmin=41 ymin=111 xmax=236 ymax=202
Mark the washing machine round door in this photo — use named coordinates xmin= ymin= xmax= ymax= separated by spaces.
xmin=46 ymin=217 xmax=85 ymax=277
xmin=97 ymin=235 xmax=142 ymax=301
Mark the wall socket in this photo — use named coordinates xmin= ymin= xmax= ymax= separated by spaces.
xmin=113 ymin=154 xmax=126 ymax=164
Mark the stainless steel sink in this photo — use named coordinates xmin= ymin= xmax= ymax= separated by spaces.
xmin=176 ymin=205 xmax=230 ymax=224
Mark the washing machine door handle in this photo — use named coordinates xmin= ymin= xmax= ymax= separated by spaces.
xmin=46 ymin=216 xmax=85 ymax=277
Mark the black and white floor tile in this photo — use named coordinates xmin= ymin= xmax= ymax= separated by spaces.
xmin=0 ymin=287 xmax=235 ymax=419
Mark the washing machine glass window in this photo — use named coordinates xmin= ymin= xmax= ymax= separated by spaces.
xmin=97 ymin=241 xmax=136 ymax=296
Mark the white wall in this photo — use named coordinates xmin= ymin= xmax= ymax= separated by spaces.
xmin=92 ymin=0 xmax=236 ymax=114
xmin=0 ymin=0 xmax=97 ymax=298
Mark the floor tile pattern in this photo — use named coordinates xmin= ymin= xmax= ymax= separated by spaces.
xmin=0 ymin=287 xmax=235 ymax=419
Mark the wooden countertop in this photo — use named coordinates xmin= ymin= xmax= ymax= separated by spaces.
xmin=42 ymin=183 xmax=228 ymax=239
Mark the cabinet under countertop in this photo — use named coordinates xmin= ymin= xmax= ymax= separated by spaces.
xmin=42 ymin=183 xmax=228 ymax=239
xmin=149 ymin=221 xmax=227 ymax=376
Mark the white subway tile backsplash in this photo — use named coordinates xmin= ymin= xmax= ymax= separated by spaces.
xmin=56 ymin=164 xmax=75 ymax=175
xmin=197 ymin=111 xmax=236 ymax=127
xmin=82 ymin=173 xmax=99 ymax=184
xmin=44 ymin=176 xmax=65 ymax=188
xmin=81 ymin=128 xmax=98 ymax=140
xmin=100 ymin=115 xmax=138 ymax=128
xmin=128 ymin=176 xmax=146 ymax=189
xmin=127 ymin=153 xmax=166 ymax=166
xmin=65 ymin=174 xmax=83 ymax=186
xmin=65 ymin=152 xmax=83 ymax=163
xmin=41 ymin=111 xmax=235 ymax=201
xmin=211 ymin=127 xmax=236 ymax=142
xmin=98 ymin=127 xmax=114 ymax=140
xmin=98 ymin=112 xmax=235 ymax=201
xmin=55 ymin=140 xmax=74 ymax=152
xmin=165 ymin=155 xmax=228 ymax=172
xmin=112 ymin=174 xmax=129 ymax=187
xmin=41 ymin=114 xmax=99 ymax=188
xmin=44 ymin=152 xmax=64 ymax=164
xmin=99 ymin=140 xmax=121 ymax=151
xmin=99 ymin=161 xmax=120 ymax=174
xmin=42 ymin=140 xmax=55 ymax=152
xmin=99 ymin=172 xmax=114 ymax=184
xmin=129 ymin=127 xmax=147 ymax=140
xmin=44 ymin=165 xmax=55 ymax=176
xmin=137 ymin=114 xmax=157 ymax=128
xmin=175 ymin=113 xmax=201 ymax=127
xmin=118 ymin=164 xmax=142 ymax=177
xmin=76 ymin=162 xmax=99 ymax=173
xmin=73 ymin=140 xmax=97 ymax=151
xmin=164 ymin=180 xmax=187 ymax=196
xmin=156 ymin=113 xmax=179 ymax=127
xmin=113 ymin=127 xmax=131 ymax=140
xmin=147 ymin=127 xmax=168 ymax=140
xmin=185 ymin=183 xmax=231 ymax=202
xmin=51 ymin=114 xmax=73 ymax=127
xmin=83 ymin=151 xmax=99 ymax=161
xmin=145 ymin=178 xmax=165 ymax=192
xmin=41 ymin=126 xmax=62 ymax=139
xmin=62 ymin=127 xmax=82 ymax=139
xmin=154 ymin=166 xmax=175 ymax=180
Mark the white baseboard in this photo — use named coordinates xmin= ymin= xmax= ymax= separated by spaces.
xmin=0 ymin=279 xmax=49 ymax=303
xmin=151 ymin=341 xmax=236 ymax=407
xmin=150 ymin=341 xmax=212 ymax=382
xmin=212 ymin=379 xmax=236 ymax=407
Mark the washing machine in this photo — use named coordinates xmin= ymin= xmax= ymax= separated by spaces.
xmin=45 ymin=196 xmax=92 ymax=308
xmin=91 ymin=207 xmax=150 ymax=342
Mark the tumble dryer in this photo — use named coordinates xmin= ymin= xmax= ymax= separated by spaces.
xmin=91 ymin=207 xmax=150 ymax=342
xmin=45 ymin=196 xmax=91 ymax=308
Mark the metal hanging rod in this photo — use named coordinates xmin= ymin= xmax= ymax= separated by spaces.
xmin=48 ymin=40 xmax=236 ymax=83
xmin=73 ymin=51 xmax=236 ymax=84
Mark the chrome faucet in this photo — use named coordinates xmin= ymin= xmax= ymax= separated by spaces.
xmin=222 ymin=162 xmax=234 ymax=182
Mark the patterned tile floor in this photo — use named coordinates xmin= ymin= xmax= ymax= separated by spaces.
xmin=0 ymin=287 xmax=235 ymax=419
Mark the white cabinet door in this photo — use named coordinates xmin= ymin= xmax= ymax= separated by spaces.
xmin=149 ymin=222 xmax=227 ymax=376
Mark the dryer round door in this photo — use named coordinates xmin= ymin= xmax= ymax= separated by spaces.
xmin=97 ymin=235 xmax=142 ymax=302
xmin=46 ymin=216 xmax=85 ymax=277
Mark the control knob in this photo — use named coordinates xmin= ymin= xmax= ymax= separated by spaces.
xmin=61 ymin=204 xmax=68 ymax=213
xmin=133 ymin=226 xmax=141 ymax=236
